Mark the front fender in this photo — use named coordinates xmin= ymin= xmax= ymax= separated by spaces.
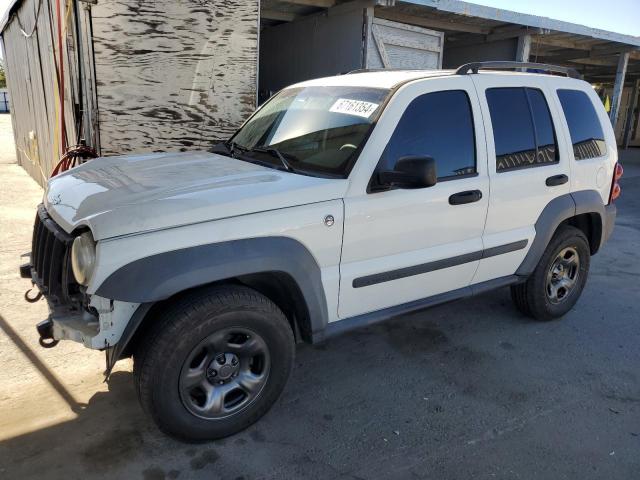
xmin=95 ymin=236 xmax=328 ymax=333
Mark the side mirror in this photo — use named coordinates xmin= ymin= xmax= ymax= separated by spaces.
xmin=378 ymin=155 xmax=437 ymax=189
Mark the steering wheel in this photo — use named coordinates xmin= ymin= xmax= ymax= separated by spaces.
xmin=339 ymin=144 xmax=357 ymax=151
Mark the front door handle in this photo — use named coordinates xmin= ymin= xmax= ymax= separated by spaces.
xmin=449 ymin=190 xmax=482 ymax=205
xmin=546 ymin=174 xmax=569 ymax=187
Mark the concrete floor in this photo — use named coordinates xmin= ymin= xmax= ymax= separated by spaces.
xmin=0 ymin=114 xmax=17 ymax=164
xmin=0 ymin=114 xmax=639 ymax=479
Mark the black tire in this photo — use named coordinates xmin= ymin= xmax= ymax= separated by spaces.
xmin=133 ymin=285 xmax=295 ymax=441
xmin=510 ymin=225 xmax=590 ymax=321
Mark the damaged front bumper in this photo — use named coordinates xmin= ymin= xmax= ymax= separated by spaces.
xmin=21 ymin=252 xmax=139 ymax=351
xmin=45 ymin=295 xmax=140 ymax=350
xmin=22 ymin=204 xmax=141 ymax=351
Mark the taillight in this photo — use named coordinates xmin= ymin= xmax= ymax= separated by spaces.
xmin=609 ymin=162 xmax=623 ymax=203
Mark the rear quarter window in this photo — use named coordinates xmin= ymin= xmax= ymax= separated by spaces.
xmin=557 ymin=89 xmax=606 ymax=160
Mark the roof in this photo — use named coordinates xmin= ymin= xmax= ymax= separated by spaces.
xmin=260 ymin=0 xmax=640 ymax=83
xmin=292 ymin=69 xmax=451 ymax=89
xmin=291 ymin=67 xmax=587 ymax=89
xmin=4 ymin=0 xmax=640 ymax=46
xmin=402 ymin=0 xmax=640 ymax=47
xmin=367 ymin=1 xmax=640 ymax=82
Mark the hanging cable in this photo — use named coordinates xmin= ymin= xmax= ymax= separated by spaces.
xmin=10 ymin=0 xmax=43 ymax=38
xmin=49 ymin=0 xmax=100 ymax=176
xmin=56 ymin=0 xmax=67 ymax=154
xmin=51 ymin=143 xmax=98 ymax=176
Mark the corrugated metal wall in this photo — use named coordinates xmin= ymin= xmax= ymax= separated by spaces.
xmin=90 ymin=0 xmax=259 ymax=156
xmin=1 ymin=0 xmax=81 ymax=186
xmin=2 ymin=0 xmax=259 ymax=185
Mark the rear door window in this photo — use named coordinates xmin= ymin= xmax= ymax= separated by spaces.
xmin=557 ymin=89 xmax=606 ymax=160
xmin=527 ymin=89 xmax=559 ymax=165
xmin=486 ymin=87 xmax=559 ymax=172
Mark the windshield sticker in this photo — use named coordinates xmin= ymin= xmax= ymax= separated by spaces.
xmin=329 ymin=99 xmax=379 ymax=118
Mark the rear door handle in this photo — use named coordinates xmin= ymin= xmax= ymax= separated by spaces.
xmin=546 ymin=174 xmax=568 ymax=187
xmin=449 ymin=190 xmax=482 ymax=205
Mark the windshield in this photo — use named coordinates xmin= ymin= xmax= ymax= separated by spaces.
xmin=230 ymin=86 xmax=390 ymax=177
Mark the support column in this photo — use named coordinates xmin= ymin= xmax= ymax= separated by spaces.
xmin=516 ymin=34 xmax=532 ymax=63
xmin=610 ymin=52 xmax=630 ymax=131
xmin=623 ymin=78 xmax=640 ymax=149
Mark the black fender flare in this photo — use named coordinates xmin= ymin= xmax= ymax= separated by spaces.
xmin=516 ymin=190 xmax=612 ymax=276
xmin=97 ymin=236 xmax=329 ymax=371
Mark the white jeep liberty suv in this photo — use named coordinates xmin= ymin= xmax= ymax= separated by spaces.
xmin=23 ymin=62 xmax=621 ymax=440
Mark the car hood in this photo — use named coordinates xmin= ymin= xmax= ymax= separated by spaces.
xmin=44 ymin=151 xmax=348 ymax=240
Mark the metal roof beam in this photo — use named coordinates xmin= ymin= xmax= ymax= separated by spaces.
xmin=568 ymin=57 xmax=619 ymax=66
xmin=590 ymin=43 xmax=640 ymax=57
xmin=375 ymin=9 xmax=490 ymax=34
xmin=444 ymin=33 xmax=487 ymax=49
xmin=535 ymin=47 xmax=591 ymax=62
xmin=580 ymin=63 xmax=640 ymax=77
xmin=280 ymin=0 xmax=336 ymax=8
xmin=533 ymin=35 xmax=585 ymax=50
xmin=486 ymin=25 xmax=547 ymax=42
xmin=261 ymin=10 xmax=297 ymax=21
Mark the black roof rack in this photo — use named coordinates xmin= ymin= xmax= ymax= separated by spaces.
xmin=455 ymin=61 xmax=582 ymax=79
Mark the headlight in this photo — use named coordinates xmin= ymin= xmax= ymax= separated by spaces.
xmin=71 ymin=231 xmax=96 ymax=286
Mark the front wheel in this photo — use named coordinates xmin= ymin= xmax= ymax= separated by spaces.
xmin=511 ymin=225 xmax=590 ymax=321
xmin=134 ymin=285 xmax=295 ymax=441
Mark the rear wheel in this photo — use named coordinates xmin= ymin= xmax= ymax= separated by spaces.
xmin=134 ymin=285 xmax=294 ymax=441
xmin=511 ymin=225 xmax=590 ymax=320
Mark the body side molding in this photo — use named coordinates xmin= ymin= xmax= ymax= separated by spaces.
xmin=353 ymin=240 xmax=528 ymax=288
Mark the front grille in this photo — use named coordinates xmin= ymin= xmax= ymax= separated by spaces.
xmin=31 ymin=205 xmax=78 ymax=304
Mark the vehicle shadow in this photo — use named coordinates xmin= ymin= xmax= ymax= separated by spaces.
xmin=0 ymin=313 xmax=85 ymax=414
xmin=0 ymin=289 xmax=541 ymax=479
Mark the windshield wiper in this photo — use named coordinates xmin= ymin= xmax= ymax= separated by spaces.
xmin=211 ymin=140 xmax=238 ymax=158
xmin=251 ymin=146 xmax=297 ymax=173
xmin=222 ymin=140 xmax=249 ymax=158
